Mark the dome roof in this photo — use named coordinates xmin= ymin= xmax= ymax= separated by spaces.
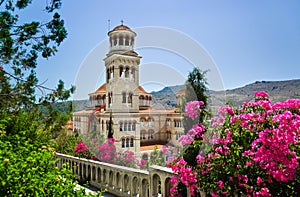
xmin=112 ymin=24 xmax=132 ymax=31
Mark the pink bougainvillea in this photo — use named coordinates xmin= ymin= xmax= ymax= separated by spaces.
xmin=185 ymin=101 xmax=204 ymax=119
xmin=178 ymin=123 xmax=206 ymax=146
xmin=74 ymin=141 xmax=88 ymax=154
xmin=169 ymin=91 xmax=300 ymax=196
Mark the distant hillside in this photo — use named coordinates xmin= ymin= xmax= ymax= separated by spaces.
xmin=151 ymin=85 xmax=185 ymax=109
xmin=211 ymin=79 xmax=300 ymax=108
xmin=57 ymin=79 xmax=300 ymax=113
xmin=151 ymin=79 xmax=300 ymax=111
xmin=49 ymin=99 xmax=89 ymax=113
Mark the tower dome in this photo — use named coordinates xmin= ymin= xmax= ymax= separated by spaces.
xmin=108 ymin=23 xmax=136 ymax=53
xmin=111 ymin=24 xmax=132 ymax=31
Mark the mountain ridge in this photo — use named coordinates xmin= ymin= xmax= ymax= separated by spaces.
xmin=63 ymin=79 xmax=300 ymax=112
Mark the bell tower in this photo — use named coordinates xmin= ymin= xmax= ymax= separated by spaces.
xmin=104 ymin=23 xmax=141 ymax=113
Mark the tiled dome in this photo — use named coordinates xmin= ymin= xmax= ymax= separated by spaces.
xmin=112 ymin=24 xmax=132 ymax=31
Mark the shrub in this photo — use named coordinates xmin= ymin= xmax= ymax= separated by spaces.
xmin=0 ymin=111 xmax=98 ymax=196
xmin=169 ymin=92 xmax=300 ymax=196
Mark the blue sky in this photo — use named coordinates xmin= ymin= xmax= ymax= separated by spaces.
xmin=23 ymin=1 xmax=300 ymax=99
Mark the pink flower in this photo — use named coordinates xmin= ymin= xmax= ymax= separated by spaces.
xmin=216 ymin=180 xmax=224 ymax=189
xmin=185 ymin=101 xmax=204 ymax=119
xmin=257 ymin=176 xmax=263 ymax=186
xmin=162 ymin=146 xmax=168 ymax=154
xmin=254 ymin=91 xmax=269 ymax=98
xmin=218 ymin=105 xmax=234 ymax=116
xmin=74 ymin=141 xmax=88 ymax=154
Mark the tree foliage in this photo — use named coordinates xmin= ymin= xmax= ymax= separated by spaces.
xmin=183 ymin=67 xmax=208 ymax=126
xmin=182 ymin=67 xmax=209 ymax=166
xmin=0 ymin=0 xmax=72 ymax=111
xmin=0 ymin=1 xmax=95 ymax=195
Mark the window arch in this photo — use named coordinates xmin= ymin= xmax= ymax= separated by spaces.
xmin=148 ymin=130 xmax=154 ymax=140
xmin=122 ymin=92 xmax=126 ymax=103
xmin=119 ymin=65 xmax=124 ymax=78
xmin=147 ymin=118 xmax=154 ymax=127
xmin=120 ymin=122 xmax=123 ymax=131
xmin=128 ymin=92 xmax=133 ymax=104
xmin=119 ymin=120 xmax=136 ymax=132
xmin=125 ymin=67 xmax=130 ymax=78
xmin=113 ymin=37 xmax=117 ymax=46
xmin=130 ymin=137 xmax=134 ymax=147
xmin=122 ymin=138 xmax=125 ymax=148
xmin=125 ymin=36 xmax=129 ymax=46
xmin=130 ymin=67 xmax=135 ymax=81
xmin=121 ymin=137 xmax=134 ymax=148
xmin=140 ymin=118 xmax=146 ymax=128
xmin=140 ymin=130 xmax=146 ymax=140
xmin=119 ymin=35 xmax=124 ymax=45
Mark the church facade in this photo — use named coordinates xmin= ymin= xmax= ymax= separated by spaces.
xmin=73 ymin=24 xmax=184 ymax=157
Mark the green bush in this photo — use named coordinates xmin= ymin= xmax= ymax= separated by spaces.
xmin=0 ymin=110 xmax=98 ymax=196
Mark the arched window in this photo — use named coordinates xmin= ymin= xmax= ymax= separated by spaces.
xmin=122 ymin=138 xmax=125 ymax=148
xmin=126 ymin=138 xmax=130 ymax=147
xmin=148 ymin=130 xmax=154 ymax=139
xmin=122 ymin=92 xmax=126 ymax=103
xmin=109 ymin=66 xmax=114 ymax=80
xmin=125 ymin=36 xmax=129 ymax=46
xmin=120 ymin=122 xmax=123 ymax=131
xmin=166 ymin=119 xmax=171 ymax=127
xmin=148 ymin=118 xmax=153 ymax=127
xmin=141 ymin=130 xmax=146 ymax=140
xmin=125 ymin=67 xmax=129 ymax=78
xmin=119 ymin=35 xmax=124 ymax=45
xmin=139 ymin=95 xmax=144 ymax=105
xmin=128 ymin=92 xmax=133 ymax=104
xmin=140 ymin=119 xmax=145 ymax=128
xmin=119 ymin=66 xmax=124 ymax=78
xmin=113 ymin=37 xmax=117 ymax=46
xmin=130 ymin=68 xmax=135 ymax=81
xmin=102 ymin=95 xmax=106 ymax=104
xmin=124 ymin=122 xmax=127 ymax=131
xmin=130 ymin=138 xmax=134 ymax=147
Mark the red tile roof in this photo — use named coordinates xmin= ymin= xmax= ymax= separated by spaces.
xmin=112 ymin=25 xmax=131 ymax=31
xmin=138 ymin=86 xmax=151 ymax=95
xmin=93 ymin=83 xmax=151 ymax=95
xmin=95 ymin=83 xmax=106 ymax=93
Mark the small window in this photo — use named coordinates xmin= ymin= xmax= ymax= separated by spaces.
xmin=125 ymin=37 xmax=129 ymax=46
xmin=122 ymin=138 xmax=125 ymax=148
xmin=119 ymin=36 xmax=124 ymax=45
xmin=120 ymin=122 xmax=123 ymax=131
xmin=122 ymin=92 xmax=126 ymax=103
xmin=130 ymin=138 xmax=134 ymax=147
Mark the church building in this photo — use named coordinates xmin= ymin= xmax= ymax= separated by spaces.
xmin=73 ymin=24 xmax=184 ymax=157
